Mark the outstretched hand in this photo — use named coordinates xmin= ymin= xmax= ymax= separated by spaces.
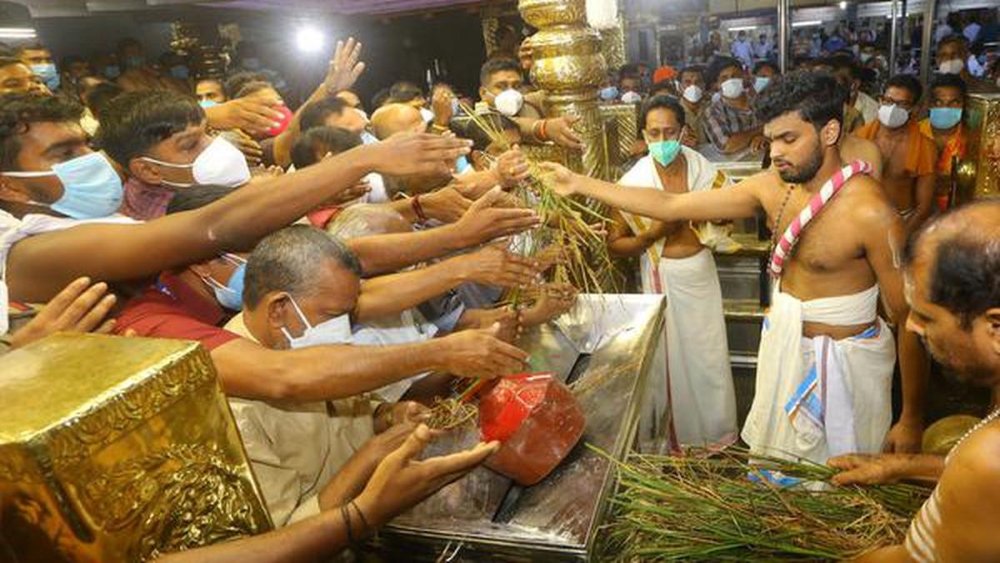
xmin=354 ymin=424 xmax=499 ymax=528
xmin=371 ymin=133 xmax=472 ymax=177
xmin=452 ymin=186 xmax=540 ymax=246
xmin=10 ymin=277 xmax=118 ymax=349
xmin=537 ymin=162 xmax=581 ymax=197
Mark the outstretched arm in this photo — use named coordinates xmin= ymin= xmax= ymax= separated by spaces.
xmin=6 ymin=134 xmax=471 ymax=302
xmin=541 ymin=162 xmax=763 ymax=223
xmin=211 ymin=325 xmax=527 ymax=402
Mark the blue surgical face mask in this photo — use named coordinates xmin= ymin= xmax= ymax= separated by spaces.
xmin=281 ymin=295 xmax=353 ymax=349
xmin=599 ymin=86 xmax=619 ymax=101
xmin=929 ymin=107 xmax=963 ymax=130
xmin=199 ymin=99 xmax=218 ymax=109
xmin=451 ymin=97 xmax=460 ymax=115
xmin=30 ymin=63 xmax=59 ymax=91
xmin=170 ymin=65 xmax=189 ymax=80
xmin=753 ymin=76 xmax=771 ymax=93
xmin=1 ymin=152 xmax=124 ymax=219
xmin=360 ymin=131 xmax=379 ymax=145
xmin=647 ymin=139 xmax=683 ymax=167
xmin=202 ymin=254 xmax=246 ymax=311
xmin=104 ymin=65 xmax=121 ymax=79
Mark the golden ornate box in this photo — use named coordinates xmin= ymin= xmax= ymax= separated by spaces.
xmin=0 ymin=334 xmax=271 ymax=562
xmin=956 ymin=93 xmax=1000 ymax=202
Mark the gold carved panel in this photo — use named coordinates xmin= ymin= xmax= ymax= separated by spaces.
xmin=0 ymin=334 xmax=271 ymax=562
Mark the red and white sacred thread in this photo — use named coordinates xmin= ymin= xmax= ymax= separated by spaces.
xmin=768 ymin=160 xmax=873 ymax=278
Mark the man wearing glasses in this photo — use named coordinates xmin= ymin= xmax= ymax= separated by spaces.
xmin=855 ymin=75 xmax=939 ymax=233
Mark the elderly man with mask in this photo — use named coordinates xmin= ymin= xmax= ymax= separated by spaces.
xmin=830 ymin=201 xmax=1000 ymax=563
xmin=218 ymin=225 xmax=545 ymax=526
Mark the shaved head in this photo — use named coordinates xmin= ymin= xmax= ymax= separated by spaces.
xmin=371 ymin=103 xmax=426 ymax=140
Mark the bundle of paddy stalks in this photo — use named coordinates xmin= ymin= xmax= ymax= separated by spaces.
xmin=460 ymin=104 xmax=617 ymax=297
xmin=597 ymin=447 xmax=930 ymax=562
xmin=425 ymin=397 xmax=478 ymax=431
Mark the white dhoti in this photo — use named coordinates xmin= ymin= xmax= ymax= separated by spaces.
xmin=742 ymin=285 xmax=896 ymax=464
xmin=619 ymin=150 xmax=739 ymax=453
xmin=640 ymin=248 xmax=738 ymax=449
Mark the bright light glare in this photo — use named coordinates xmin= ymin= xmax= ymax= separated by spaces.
xmin=0 ymin=27 xmax=36 ymax=39
xmin=296 ymin=27 xmax=325 ymax=53
xmin=839 ymin=1 xmax=848 ymax=9
xmin=792 ymin=20 xmax=823 ymax=28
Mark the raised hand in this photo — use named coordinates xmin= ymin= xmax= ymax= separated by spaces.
xmin=10 ymin=277 xmax=117 ymax=349
xmin=324 ymin=37 xmax=366 ymax=95
xmin=438 ymin=323 xmax=528 ymax=379
xmin=353 ymin=424 xmax=500 ymax=528
xmin=451 ymin=186 xmax=539 ymax=246
xmin=430 ymin=86 xmax=455 ymax=128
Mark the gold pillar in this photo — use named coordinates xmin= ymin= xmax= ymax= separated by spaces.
xmin=520 ymin=0 xmax=611 ymax=180
xmin=955 ymin=93 xmax=1000 ymax=203
xmin=0 ymin=335 xmax=271 ymax=562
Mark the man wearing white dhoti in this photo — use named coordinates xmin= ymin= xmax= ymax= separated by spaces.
xmin=543 ymin=71 xmax=930 ymax=462
xmin=609 ymin=95 xmax=738 ymax=451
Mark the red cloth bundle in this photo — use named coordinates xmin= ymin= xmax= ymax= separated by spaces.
xmin=479 ymin=373 xmax=586 ymax=486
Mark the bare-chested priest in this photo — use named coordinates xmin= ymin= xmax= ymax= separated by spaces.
xmin=543 ymin=71 xmax=929 ymax=462
xmin=855 ymin=75 xmax=938 ymax=233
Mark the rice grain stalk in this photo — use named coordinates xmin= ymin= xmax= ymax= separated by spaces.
xmin=592 ymin=445 xmax=929 ymax=562
xmin=457 ymin=103 xmax=617 ymax=297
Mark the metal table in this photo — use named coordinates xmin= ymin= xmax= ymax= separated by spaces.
xmin=370 ymin=294 xmax=666 ymax=562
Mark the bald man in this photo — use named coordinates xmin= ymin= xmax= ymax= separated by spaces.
xmin=372 ymin=103 xmax=427 ymax=140
xmin=829 ymin=200 xmax=1000 ymax=562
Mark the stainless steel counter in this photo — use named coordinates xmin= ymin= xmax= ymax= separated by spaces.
xmin=370 ymin=294 xmax=666 ymax=562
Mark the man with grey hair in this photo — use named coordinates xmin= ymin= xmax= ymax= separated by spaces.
xmin=224 ymin=225 xmax=530 ymax=526
xmin=829 ymin=200 xmax=1000 ymax=562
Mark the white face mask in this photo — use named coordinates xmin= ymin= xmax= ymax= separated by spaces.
xmin=141 ymin=136 xmax=251 ymax=189
xmin=419 ymin=107 xmax=435 ymax=123
xmin=720 ymin=77 xmax=745 ymax=99
xmin=493 ymin=88 xmax=524 ymax=117
xmin=877 ymin=104 xmax=910 ymax=129
xmin=681 ymin=84 xmax=704 ymax=103
xmin=937 ymin=58 xmax=965 ymax=75
xmin=860 ymin=52 xmax=873 ymax=63
xmin=620 ymin=91 xmax=643 ymax=104
xmin=281 ymin=295 xmax=353 ymax=349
